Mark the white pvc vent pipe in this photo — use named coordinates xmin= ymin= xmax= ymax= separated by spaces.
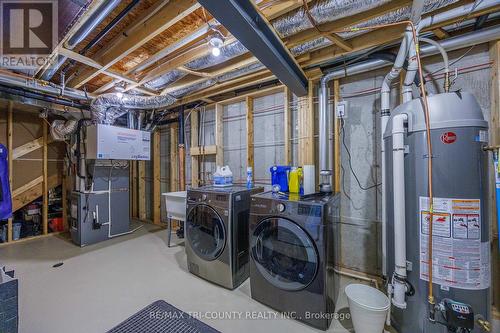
xmin=391 ymin=112 xmax=408 ymax=309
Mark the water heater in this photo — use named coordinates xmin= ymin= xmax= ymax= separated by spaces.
xmin=384 ymin=92 xmax=490 ymax=332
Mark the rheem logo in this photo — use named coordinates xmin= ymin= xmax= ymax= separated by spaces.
xmin=0 ymin=0 xmax=57 ymax=69
xmin=440 ymin=131 xmax=457 ymax=144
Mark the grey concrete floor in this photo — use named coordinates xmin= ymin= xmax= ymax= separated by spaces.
xmin=0 ymin=223 xmax=357 ymax=333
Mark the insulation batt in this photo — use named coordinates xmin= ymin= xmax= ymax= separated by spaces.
xmin=165 ymin=0 xmax=459 ymax=97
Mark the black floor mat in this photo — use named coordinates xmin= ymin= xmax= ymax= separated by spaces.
xmin=106 ymin=300 xmax=221 ymax=333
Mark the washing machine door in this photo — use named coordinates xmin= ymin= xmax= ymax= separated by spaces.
xmin=251 ymin=217 xmax=318 ymax=291
xmin=186 ymin=204 xmax=226 ymax=261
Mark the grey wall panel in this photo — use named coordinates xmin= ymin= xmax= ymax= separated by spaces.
xmin=253 ymin=92 xmax=285 ymax=185
xmin=223 ymin=102 xmax=247 ymax=183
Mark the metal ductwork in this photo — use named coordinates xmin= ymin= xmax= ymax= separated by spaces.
xmin=323 ymin=25 xmax=500 ymax=81
xmin=41 ymin=0 xmax=122 ymax=81
xmin=90 ymin=93 xmax=177 ymax=124
xmin=0 ymin=71 xmax=90 ymax=100
xmin=50 ymin=119 xmax=79 ymax=141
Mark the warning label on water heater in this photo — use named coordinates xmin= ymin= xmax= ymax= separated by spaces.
xmin=419 ymin=197 xmax=490 ymax=290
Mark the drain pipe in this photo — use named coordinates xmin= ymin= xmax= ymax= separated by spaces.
xmin=319 ymin=74 xmax=335 ymax=193
xmin=402 ymin=37 xmax=419 ymax=103
xmin=380 ymin=31 xmax=409 ymax=278
xmin=391 ymin=113 xmax=409 ymax=309
xmin=178 ymin=107 xmax=186 ymax=191
xmin=41 ymin=0 xmax=122 ymax=81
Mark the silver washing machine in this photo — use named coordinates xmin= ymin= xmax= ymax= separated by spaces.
xmin=186 ymin=185 xmax=263 ymax=289
xmin=249 ymin=191 xmax=340 ymax=330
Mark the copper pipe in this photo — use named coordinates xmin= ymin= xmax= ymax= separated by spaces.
xmin=333 ymin=20 xmax=436 ymax=311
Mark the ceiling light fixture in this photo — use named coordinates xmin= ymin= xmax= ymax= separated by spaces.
xmin=209 ymin=35 xmax=223 ymax=57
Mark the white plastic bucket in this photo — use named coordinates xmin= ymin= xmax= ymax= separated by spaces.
xmin=345 ymin=284 xmax=390 ymax=333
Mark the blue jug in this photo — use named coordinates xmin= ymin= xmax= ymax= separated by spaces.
xmin=270 ymin=166 xmax=291 ymax=192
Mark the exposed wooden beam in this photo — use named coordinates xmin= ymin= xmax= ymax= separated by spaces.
xmin=12 ymin=136 xmax=53 ymax=159
xmin=246 ymin=96 xmax=254 ymax=178
xmin=190 ymin=145 xmax=217 ymax=156
xmin=260 ymin=0 xmax=313 ymax=21
xmin=132 ymin=43 xmax=212 ymax=91
xmin=283 ymin=86 xmax=292 ymax=165
xmin=153 ymin=130 xmax=161 ymax=225
xmin=42 ymin=120 xmax=48 ymax=235
xmin=12 ymin=174 xmax=61 ymax=212
xmin=12 ymin=176 xmax=43 ymax=198
xmin=161 ymin=55 xmax=257 ymax=95
xmin=69 ymin=0 xmax=200 ymax=88
xmin=177 ymin=66 xmax=212 ymax=78
xmin=433 ymin=27 xmax=450 ymax=39
xmin=92 ymin=0 xmax=304 ymax=95
xmin=190 ymin=110 xmax=199 ymax=188
xmin=215 ymin=103 xmax=224 ymax=166
xmin=58 ymin=48 xmax=160 ymax=95
xmin=490 ymin=39 xmax=500 ymax=311
xmin=170 ymin=123 xmax=179 ymax=191
xmin=138 ymin=161 xmax=146 ymax=220
xmin=298 ymin=80 xmax=315 ymax=165
xmin=7 ymin=101 xmax=13 ymax=242
xmin=285 ymin=0 xmax=412 ymax=48
xmin=35 ymin=0 xmax=111 ymax=77
xmin=174 ymin=70 xmax=275 ymax=106
xmin=323 ymin=33 xmax=353 ymax=52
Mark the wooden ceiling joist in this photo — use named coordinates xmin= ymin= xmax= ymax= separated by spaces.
xmin=47 ymin=0 xmax=497 ymax=108
xmin=285 ymin=0 xmax=412 ymax=48
xmin=68 ymin=0 xmax=201 ymax=88
xmin=93 ymin=20 xmax=215 ymax=94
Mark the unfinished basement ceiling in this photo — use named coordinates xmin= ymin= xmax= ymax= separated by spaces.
xmin=31 ymin=0 xmax=500 ymax=106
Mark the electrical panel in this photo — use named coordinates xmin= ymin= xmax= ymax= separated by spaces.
xmin=85 ymin=124 xmax=151 ymax=160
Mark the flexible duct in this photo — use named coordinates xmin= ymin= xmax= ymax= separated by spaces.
xmin=167 ymin=62 xmax=265 ymax=98
xmin=90 ymin=93 xmax=177 ymax=124
xmin=419 ymin=37 xmax=450 ymax=91
xmin=50 ymin=119 xmax=79 ymax=141
xmin=142 ymin=0 xmax=473 ymax=97
xmin=41 ymin=0 xmax=122 ymax=80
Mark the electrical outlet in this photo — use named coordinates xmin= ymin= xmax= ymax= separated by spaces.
xmin=336 ymin=101 xmax=347 ymax=118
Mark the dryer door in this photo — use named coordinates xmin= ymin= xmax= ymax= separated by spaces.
xmin=186 ymin=204 xmax=226 ymax=261
xmin=251 ymin=217 xmax=318 ymax=291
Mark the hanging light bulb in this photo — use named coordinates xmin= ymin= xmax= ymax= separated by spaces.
xmin=209 ymin=35 xmax=223 ymax=57
xmin=211 ymin=46 xmax=221 ymax=57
